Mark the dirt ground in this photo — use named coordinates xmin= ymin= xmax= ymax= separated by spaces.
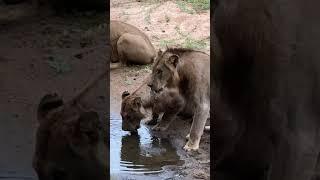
xmin=110 ymin=0 xmax=210 ymax=179
xmin=0 ymin=4 xmax=107 ymax=179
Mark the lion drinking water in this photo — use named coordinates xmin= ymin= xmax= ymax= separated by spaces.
xmin=121 ymin=47 xmax=210 ymax=151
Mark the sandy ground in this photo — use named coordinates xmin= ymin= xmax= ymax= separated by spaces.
xmin=111 ymin=0 xmax=210 ymax=53
xmin=0 ymin=5 xmax=107 ymax=179
xmin=110 ymin=0 xmax=210 ymax=179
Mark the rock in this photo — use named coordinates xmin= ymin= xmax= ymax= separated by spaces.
xmin=193 ymin=170 xmax=208 ymax=179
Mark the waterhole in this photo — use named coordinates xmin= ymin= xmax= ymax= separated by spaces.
xmin=110 ymin=112 xmax=184 ymax=177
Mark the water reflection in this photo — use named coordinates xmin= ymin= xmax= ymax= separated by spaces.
xmin=110 ymin=112 xmax=184 ymax=175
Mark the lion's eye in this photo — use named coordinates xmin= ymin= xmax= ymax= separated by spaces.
xmin=157 ymin=69 xmax=162 ymax=74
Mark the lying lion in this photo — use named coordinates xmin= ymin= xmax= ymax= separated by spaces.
xmin=110 ymin=20 xmax=156 ymax=67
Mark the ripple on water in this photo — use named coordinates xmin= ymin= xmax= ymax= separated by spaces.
xmin=110 ymin=112 xmax=184 ymax=175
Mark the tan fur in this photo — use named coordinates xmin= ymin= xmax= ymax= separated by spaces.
xmin=120 ymin=76 xmax=156 ymax=132
xmin=33 ymin=70 xmax=108 ymax=180
xmin=121 ymin=85 xmax=186 ymax=132
xmin=33 ymin=94 xmax=107 ymax=180
xmin=148 ymin=48 xmax=210 ymax=151
xmin=110 ymin=20 xmax=156 ymax=66
xmin=121 ymin=93 xmax=146 ymax=132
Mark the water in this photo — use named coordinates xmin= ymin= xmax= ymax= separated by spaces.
xmin=110 ymin=112 xmax=184 ymax=176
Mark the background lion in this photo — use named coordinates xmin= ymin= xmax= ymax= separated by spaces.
xmin=110 ymin=20 xmax=156 ymax=67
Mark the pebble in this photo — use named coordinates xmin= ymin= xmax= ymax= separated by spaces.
xmin=193 ymin=170 xmax=208 ymax=179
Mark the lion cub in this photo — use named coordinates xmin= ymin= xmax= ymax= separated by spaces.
xmin=121 ymin=87 xmax=185 ymax=132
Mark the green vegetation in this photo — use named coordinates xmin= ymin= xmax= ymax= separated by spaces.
xmin=158 ymin=37 xmax=208 ymax=50
xmin=141 ymin=64 xmax=152 ymax=73
xmin=176 ymin=1 xmax=194 ymax=14
xmin=186 ymin=0 xmax=210 ymax=12
xmin=80 ymin=29 xmax=95 ymax=47
xmin=159 ymin=39 xmax=176 ymax=48
xmin=181 ymin=37 xmax=208 ymax=50
xmin=124 ymin=78 xmax=133 ymax=85
xmin=46 ymin=55 xmax=72 ymax=75
xmin=176 ymin=0 xmax=210 ymax=13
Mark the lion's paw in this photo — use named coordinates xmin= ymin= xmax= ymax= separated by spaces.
xmin=183 ymin=140 xmax=199 ymax=151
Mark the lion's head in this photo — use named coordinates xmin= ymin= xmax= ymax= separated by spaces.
xmin=33 ymin=94 xmax=107 ymax=180
xmin=147 ymin=49 xmax=181 ymax=93
xmin=120 ymin=91 xmax=146 ymax=133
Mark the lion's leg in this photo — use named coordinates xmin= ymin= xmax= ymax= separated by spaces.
xmin=152 ymin=112 xmax=177 ymax=131
xmin=118 ymin=50 xmax=128 ymax=67
xmin=116 ymin=36 xmax=130 ymax=66
xmin=143 ymin=91 xmax=160 ymax=125
xmin=151 ymin=89 xmax=185 ymax=131
xmin=186 ymin=126 xmax=210 ymax=141
xmin=110 ymin=40 xmax=119 ymax=63
xmin=184 ymin=101 xmax=210 ymax=151
xmin=145 ymin=111 xmax=159 ymax=125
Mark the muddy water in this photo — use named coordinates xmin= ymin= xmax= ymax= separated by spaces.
xmin=110 ymin=112 xmax=184 ymax=178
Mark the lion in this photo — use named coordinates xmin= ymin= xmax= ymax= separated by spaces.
xmin=33 ymin=94 xmax=107 ymax=180
xmin=147 ymin=48 xmax=210 ymax=151
xmin=121 ymin=87 xmax=186 ymax=133
xmin=33 ymin=70 xmax=108 ymax=180
xmin=213 ymin=1 xmax=320 ymax=179
xmin=110 ymin=20 xmax=156 ymax=67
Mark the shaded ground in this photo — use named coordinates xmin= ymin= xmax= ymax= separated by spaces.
xmin=0 ymin=5 xmax=107 ymax=179
xmin=110 ymin=0 xmax=210 ymax=179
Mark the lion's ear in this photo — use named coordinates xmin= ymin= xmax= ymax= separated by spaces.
xmin=122 ymin=91 xmax=130 ymax=99
xmin=68 ymin=111 xmax=102 ymax=157
xmin=37 ymin=93 xmax=64 ymax=122
xmin=166 ymin=54 xmax=180 ymax=68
